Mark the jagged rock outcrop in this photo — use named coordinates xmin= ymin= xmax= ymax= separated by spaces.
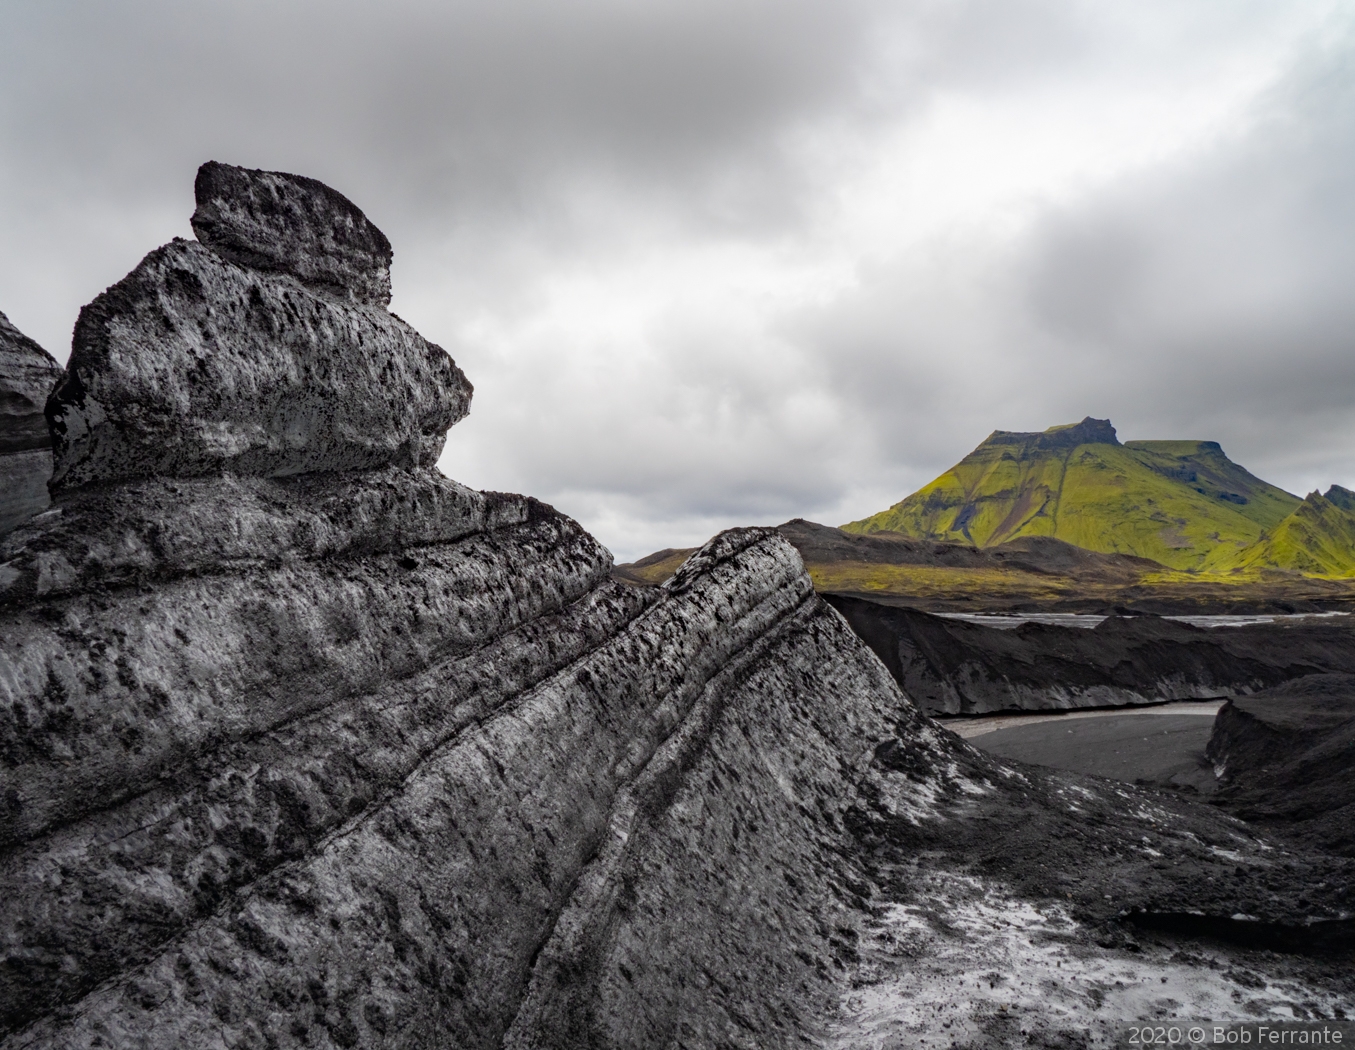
xmin=2 ymin=164 xmax=1352 ymax=1049
xmin=0 ymin=313 xmax=63 ymax=536
xmin=190 ymin=160 xmax=394 ymax=306
xmin=827 ymin=594 xmax=1355 ymax=715
xmin=985 ymin=414 xmax=1120 ymax=450
xmin=46 ymin=163 xmax=469 ymax=492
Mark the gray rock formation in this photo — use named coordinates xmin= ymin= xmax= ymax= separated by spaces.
xmin=0 ymin=312 xmax=63 ymax=536
xmin=2 ymin=165 xmax=1352 ymax=1049
xmin=47 ymin=162 xmax=469 ymax=491
xmin=190 ymin=161 xmax=394 ymax=306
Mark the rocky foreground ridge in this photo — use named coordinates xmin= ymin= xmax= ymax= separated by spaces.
xmin=0 ymin=165 xmax=1352 ymax=1048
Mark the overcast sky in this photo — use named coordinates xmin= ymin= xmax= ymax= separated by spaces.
xmin=3 ymin=1 xmax=1353 ymax=560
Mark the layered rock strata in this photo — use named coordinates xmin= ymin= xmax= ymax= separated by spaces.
xmin=2 ymin=164 xmax=1353 ymax=1049
xmin=828 ymin=594 xmax=1355 ymax=715
xmin=0 ymin=312 xmax=63 ymax=536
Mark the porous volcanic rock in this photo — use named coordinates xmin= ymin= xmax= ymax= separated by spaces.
xmin=190 ymin=160 xmax=394 ymax=305
xmin=46 ymin=164 xmax=470 ymax=491
xmin=0 ymin=312 xmax=63 ymax=535
xmin=827 ymin=593 xmax=1355 ymax=715
xmin=3 ymin=166 xmax=1353 ymax=1049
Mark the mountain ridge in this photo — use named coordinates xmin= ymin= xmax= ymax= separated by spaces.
xmin=839 ymin=417 xmax=1355 ymax=575
xmin=1235 ymin=488 xmax=1355 ymax=577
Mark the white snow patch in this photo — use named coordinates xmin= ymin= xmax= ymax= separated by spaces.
xmin=825 ymin=869 xmax=1353 ymax=1049
xmin=879 ymin=777 xmax=947 ymax=826
xmin=945 ymin=763 xmax=992 ymax=797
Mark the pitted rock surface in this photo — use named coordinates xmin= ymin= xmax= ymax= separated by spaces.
xmin=0 ymin=468 xmax=528 ymax=604
xmin=47 ymin=238 xmax=470 ymax=489
xmin=191 ymin=161 xmax=393 ymax=305
xmin=0 ymin=312 xmax=63 ymax=535
xmin=0 ymin=312 xmax=62 ymax=457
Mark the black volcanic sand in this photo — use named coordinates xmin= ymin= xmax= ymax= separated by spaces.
xmin=962 ymin=711 xmax=1218 ymax=789
xmin=827 ymin=593 xmax=1355 ymax=716
xmin=1209 ymin=673 xmax=1355 ymax=858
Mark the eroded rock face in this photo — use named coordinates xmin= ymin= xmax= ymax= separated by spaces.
xmin=0 ymin=312 xmax=63 ymax=536
xmin=191 ymin=160 xmax=394 ymax=305
xmin=46 ymin=165 xmax=470 ymax=491
xmin=3 ymin=166 xmax=1353 ymax=1049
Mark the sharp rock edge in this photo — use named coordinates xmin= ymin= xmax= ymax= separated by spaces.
xmin=0 ymin=165 xmax=1351 ymax=1049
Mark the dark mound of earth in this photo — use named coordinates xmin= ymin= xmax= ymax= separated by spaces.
xmin=826 ymin=594 xmax=1355 ymax=716
xmin=615 ymin=520 xmax=1355 ymax=613
xmin=1208 ymin=673 xmax=1355 ymax=858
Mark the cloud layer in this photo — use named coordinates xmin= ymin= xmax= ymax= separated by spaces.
xmin=3 ymin=0 xmax=1352 ymax=558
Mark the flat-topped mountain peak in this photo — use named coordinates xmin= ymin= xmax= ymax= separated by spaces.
xmin=981 ymin=415 xmax=1120 ymax=451
xmin=844 ymin=417 xmax=1301 ymax=570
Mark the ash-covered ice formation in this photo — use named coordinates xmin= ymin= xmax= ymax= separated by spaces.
xmin=0 ymin=312 xmax=63 ymax=536
xmin=0 ymin=164 xmax=1350 ymax=1049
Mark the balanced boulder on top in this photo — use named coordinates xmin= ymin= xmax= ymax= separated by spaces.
xmin=46 ymin=161 xmax=472 ymax=490
xmin=190 ymin=160 xmax=394 ymax=306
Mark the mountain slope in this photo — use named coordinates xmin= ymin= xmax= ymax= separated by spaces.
xmin=1234 ymin=488 xmax=1355 ymax=577
xmin=842 ymin=417 xmax=1301 ymax=571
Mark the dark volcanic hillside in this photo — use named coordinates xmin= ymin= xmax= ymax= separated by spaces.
xmin=826 ymin=595 xmax=1355 ymax=715
xmin=615 ymin=519 xmax=1355 ymax=612
xmin=1 ymin=165 xmax=1352 ymax=1048
xmin=1208 ymin=674 xmax=1355 ymax=858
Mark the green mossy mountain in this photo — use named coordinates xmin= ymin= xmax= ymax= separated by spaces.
xmin=1234 ymin=488 xmax=1355 ymax=577
xmin=842 ymin=418 xmax=1306 ymax=572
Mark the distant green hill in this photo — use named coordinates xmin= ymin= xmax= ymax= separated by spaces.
xmin=1234 ymin=487 xmax=1355 ymax=577
xmin=842 ymin=417 xmax=1304 ymax=571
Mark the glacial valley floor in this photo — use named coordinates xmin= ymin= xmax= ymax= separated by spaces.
xmin=944 ymin=704 xmax=1223 ymax=790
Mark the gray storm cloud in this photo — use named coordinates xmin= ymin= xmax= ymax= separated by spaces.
xmin=2 ymin=0 xmax=1352 ymax=559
